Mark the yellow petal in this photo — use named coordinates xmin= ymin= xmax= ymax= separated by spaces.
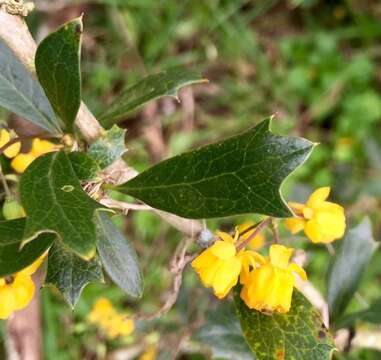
xmin=210 ymin=240 xmax=236 ymax=260
xmin=287 ymin=263 xmax=307 ymax=281
xmin=11 ymin=153 xmax=36 ymax=173
xmin=0 ymin=129 xmax=10 ymax=147
xmin=191 ymin=248 xmax=216 ymax=271
xmin=30 ymin=138 xmax=57 ymax=157
xmin=0 ymin=285 xmax=16 ymax=319
xmin=304 ymin=219 xmax=323 ymax=243
xmin=216 ymin=231 xmax=235 ymax=244
xmin=284 ymin=217 xmax=305 ymax=234
xmin=269 ymin=244 xmax=293 ymax=269
xmin=306 ymin=187 xmax=330 ymax=209
xmin=212 ymin=257 xmax=241 ymax=299
xmin=11 ymin=274 xmax=35 ymax=310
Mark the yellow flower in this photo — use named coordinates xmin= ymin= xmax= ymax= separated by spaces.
xmin=285 ymin=187 xmax=346 ymax=244
xmin=0 ymin=254 xmax=46 ymax=319
xmin=30 ymin=138 xmax=57 ymax=157
xmin=139 ymin=345 xmax=158 ymax=360
xmin=240 ymin=244 xmax=306 ymax=313
xmin=88 ymin=298 xmax=135 ymax=339
xmin=11 ymin=153 xmax=36 ymax=173
xmin=192 ymin=230 xmax=243 ymax=299
xmin=237 ymin=221 xmax=265 ymax=250
xmin=0 ymin=129 xmax=21 ymax=159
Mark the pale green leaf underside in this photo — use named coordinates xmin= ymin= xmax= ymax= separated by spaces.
xmin=235 ymin=288 xmax=334 ymax=360
xmin=328 ymin=217 xmax=378 ymax=322
xmin=88 ymin=125 xmax=127 ymax=169
xmin=0 ymin=41 xmax=60 ymax=133
xmin=46 ymin=242 xmax=103 ymax=308
xmin=96 ymin=212 xmax=143 ymax=298
xmin=98 ymin=68 xmax=207 ymax=127
xmin=115 ymin=118 xmax=314 ymax=219
xmin=20 ymin=151 xmax=104 ymax=259
xmin=35 ymin=17 xmax=82 ymax=131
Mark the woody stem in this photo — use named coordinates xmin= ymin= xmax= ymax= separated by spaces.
xmin=236 ymin=217 xmax=272 ymax=251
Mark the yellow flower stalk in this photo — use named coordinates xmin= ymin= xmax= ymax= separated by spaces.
xmin=0 ymin=129 xmax=21 ymax=159
xmin=0 ymin=254 xmax=46 ymax=319
xmin=285 ymin=187 xmax=346 ymax=244
xmin=240 ymin=244 xmax=306 ymax=314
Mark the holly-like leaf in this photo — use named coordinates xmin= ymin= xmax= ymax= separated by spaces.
xmin=0 ymin=41 xmax=60 ymax=133
xmin=234 ymin=288 xmax=334 ymax=360
xmin=335 ymin=298 xmax=381 ymax=329
xmin=88 ymin=125 xmax=127 ymax=169
xmin=68 ymin=152 xmax=100 ymax=181
xmin=35 ymin=17 xmax=82 ymax=131
xmin=96 ymin=212 xmax=143 ymax=298
xmin=20 ymin=151 xmax=104 ymax=260
xmin=98 ymin=68 xmax=207 ymax=128
xmin=45 ymin=242 xmax=103 ymax=308
xmin=327 ymin=217 xmax=378 ymax=323
xmin=0 ymin=218 xmax=54 ymax=276
xmin=194 ymin=302 xmax=254 ymax=360
xmin=114 ymin=118 xmax=314 ymax=219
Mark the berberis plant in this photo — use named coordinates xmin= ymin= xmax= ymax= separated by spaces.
xmin=0 ymin=9 xmax=378 ymax=360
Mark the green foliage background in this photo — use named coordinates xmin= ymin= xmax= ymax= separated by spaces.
xmin=2 ymin=0 xmax=381 ymax=359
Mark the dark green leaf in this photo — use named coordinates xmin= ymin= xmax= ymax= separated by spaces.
xmin=194 ymin=302 xmax=254 ymax=360
xmin=0 ymin=218 xmax=54 ymax=276
xmin=45 ymin=242 xmax=103 ymax=308
xmin=335 ymin=298 xmax=381 ymax=328
xmin=234 ymin=288 xmax=334 ymax=360
xmin=98 ymin=68 xmax=207 ymax=127
xmin=88 ymin=125 xmax=127 ymax=169
xmin=0 ymin=41 xmax=60 ymax=133
xmin=20 ymin=151 xmax=104 ymax=259
xmin=328 ymin=217 xmax=378 ymax=323
xmin=35 ymin=17 xmax=82 ymax=131
xmin=114 ymin=118 xmax=314 ymax=219
xmin=96 ymin=212 xmax=143 ymax=298
xmin=68 ymin=152 xmax=100 ymax=181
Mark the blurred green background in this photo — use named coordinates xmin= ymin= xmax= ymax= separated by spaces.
xmin=3 ymin=0 xmax=381 ymax=359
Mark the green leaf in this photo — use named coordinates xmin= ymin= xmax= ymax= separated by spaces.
xmin=35 ymin=17 xmax=82 ymax=131
xmin=235 ymin=288 xmax=334 ymax=360
xmin=96 ymin=212 xmax=143 ymax=298
xmin=0 ymin=218 xmax=54 ymax=276
xmin=45 ymin=242 xmax=103 ymax=308
xmin=0 ymin=41 xmax=60 ymax=133
xmin=88 ymin=125 xmax=127 ymax=169
xmin=328 ymin=217 xmax=378 ymax=323
xmin=68 ymin=152 xmax=100 ymax=181
xmin=194 ymin=302 xmax=254 ymax=360
xmin=20 ymin=151 xmax=104 ymax=259
xmin=114 ymin=118 xmax=314 ymax=219
xmin=335 ymin=298 xmax=381 ymax=329
xmin=98 ymin=68 xmax=207 ymax=128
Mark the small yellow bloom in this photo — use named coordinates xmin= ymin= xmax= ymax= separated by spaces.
xmin=240 ymin=244 xmax=306 ymax=314
xmin=237 ymin=221 xmax=265 ymax=250
xmin=285 ymin=187 xmax=346 ymax=244
xmin=0 ymin=254 xmax=46 ymax=319
xmin=88 ymin=298 xmax=135 ymax=339
xmin=30 ymin=138 xmax=57 ymax=157
xmin=139 ymin=345 xmax=158 ymax=360
xmin=11 ymin=153 xmax=36 ymax=173
xmin=0 ymin=129 xmax=21 ymax=158
xmin=192 ymin=230 xmax=242 ymax=299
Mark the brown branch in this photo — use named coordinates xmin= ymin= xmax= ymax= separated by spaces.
xmin=236 ymin=217 xmax=271 ymax=251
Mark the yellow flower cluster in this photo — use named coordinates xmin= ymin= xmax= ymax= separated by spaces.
xmin=285 ymin=187 xmax=346 ymax=244
xmin=0 ymin=254 xmax=46 ymax=319
xmin=192 ymin=228 xmax=305 ymax=313
xmin=87 ymin=298 xmax=135 ymax=339
xmin=0 ymin=129 xmax=58 ymax=173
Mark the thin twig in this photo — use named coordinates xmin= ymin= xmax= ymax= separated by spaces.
xmin=270 ymin=218 xmax=280 ymax=244
xmin=99 ymin=197 xmax=153 ymax=214
xmin=236 ymin=217 xmax=271 ymax=251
